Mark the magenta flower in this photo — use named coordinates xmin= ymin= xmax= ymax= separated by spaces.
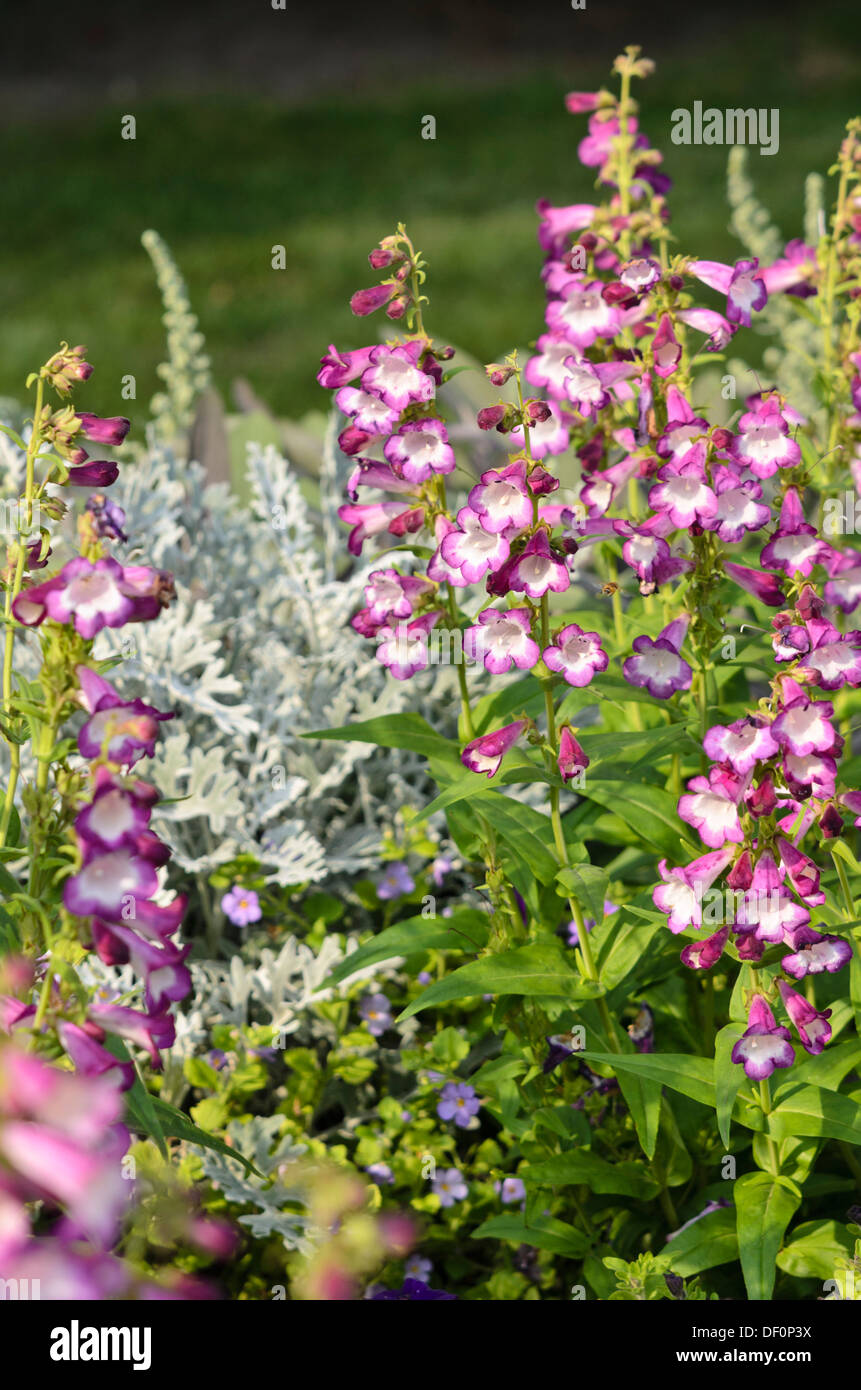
xmin=334 ymin=385 xmax=400 ymax=435
xmin=782 ymin=926 xmax=852 ymax=978
xmin=649 ymin=450 xmax=717 ymax=528
xmin=800 ymin=619 xmax=861 ymax=691
xmin=441 ymin=507 xmax=511 ymax=583
xmin=707 ymin=467 xmax=771 ymax=543
xmin=437 ymin=1082 xmax=480 ymax=1129
xmin=506 ymin=531 xmax=569 ymax=599
xmin=723 ymin=561 xmax=785 ymax=608
xmin=772 ymin=690 xmax=839 ymax=756
xmin=735 ymin=853 xmax=810 ymax=943
xmin=777 ymin=980 xmax=832 ymax=1056
xmin=76 ymin=667 xmax=172 ymax=767
xmin=677 ymin=306 xmax=734 ymax=350
xmin=361 ymin=343 xmax=434 ymax=411
xmin=350 ymin=283 xmax=396 ymax=316
xmin=731 ymin=996 xmax=795 ymax=1080
xmin=464 ymin=608 xmax=539 ymax=674
xmin=558 ymin=726 xmax=589 ymax=783
xmin=703 ymin=717 xmax=779 ymax=775
xmin=623 ymin=616 xmax=692 ymax=700
xmin=729 ymin=395 xmax=801 ymax=477
xmin=652 ymin=847 xmax=733 ymax=932
xmin=338 ymin=500 xmax=414 ymax=557
xmin=376 ymin=612 xmax=440 ymax=680
xmin=535 ymin=199 xmax=596 ymax=255
xmin=359 ymin=569 xmax=433 ymax=629
xmin=74 ymin=770 xmax=156 ymax=851
xmin=383 ymin=418 xmax=455 ymax=482
xmin=88 ymin=1001 xmax=176 ymax=1068
xmin=688 ymin=257 xmax=767 ymax=326
xmin=461 ymin=720 xmax=526 ymax=778
xmin=427 ymin=516 xmax=470 ymax=589
xmin=760 ymin=490 xmax=830 ymax=578
xmin=680 ymin=925 xmax=729 ymax=971
xmin=650 ymin=313 xmax=682 ymax=378
xmin=468 ymin=460 xmax=534 ymax=535
xmin=678 ymin=768 xmax=744 ymax=848
xmin=317 ymin=343 xmax=377 ymax=390
xmin=13 ymin=557 xmax=154 ymax=639
xmin=75 ymin=412 xmax=130 ymax=447
xmin=543 ymin=623 xmax=608 ymax=687
xmin=546 ymin=279 xmax=620 ymax=349
xmin=221 ymin=886 xmax=263 ymax=927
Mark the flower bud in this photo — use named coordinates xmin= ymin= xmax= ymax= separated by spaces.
xmin=385 ymin=295 xmax=408 ymax=320
xmin=477 ymin=404 xmax=507 ymax=431
xmin=485 ymin=363 xmax=515 ymax=386
xmin=349 ymin=284 xmax=394 ymax=317
xmin=525 ymin=399 xmax=551 ymax=424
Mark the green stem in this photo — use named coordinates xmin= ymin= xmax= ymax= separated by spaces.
xmin=759 ymin=1077 xmax=779 ymax=1173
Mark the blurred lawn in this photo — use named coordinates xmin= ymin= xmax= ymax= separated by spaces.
xmin=1 ymin=35 xmax=859 ymax=431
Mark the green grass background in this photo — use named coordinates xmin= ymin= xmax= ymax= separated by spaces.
xmin=1 ymin=24 xmax=859 ymax=431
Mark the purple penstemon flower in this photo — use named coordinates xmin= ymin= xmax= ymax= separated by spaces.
xmin=777 ymin=980 xmax=832 ymax=1056
xmin=461 ymin=720 xmax=527 ymax=778
xmin=680 ymin=925 xmax=729 ymax=971
xmin=731 ymin=995 xmax=795 ymax=1079
xmin=383 ymin=418 xmax=455 ymax=482
xmin=377 ymin=862 xmax=415 ymax=900
xmin=800 ymin=618 xmax=861 ymax=691
xmin=557 ymin=726 xmax=589 ymax=783
xmin=441 ymin=507 xmax=511 ymax=583
xmin=623 ymin=616 xmax=693 ymax=699
xmin=652 ymin=847 xmax=733 ymax=932
xmin=506 ymin=531 xmax=570 ymax=599
xmin=334 ymin=385 xmax=400 ymax=435
xmin=772 ymin=689 xmax=839 ymax=756
xmin=650 ymin=312 xmax=682 ymax=378
xmin=735 ymin=853 xmax=810 ymax=943
xmin=75 ymin=667 xmax=172 ymax=768
xmin=760 ymin=489 xmax=831 ymax=578
xmin=678 ymin=767 xmax=745 ymax=848
xmin=546 ymin=278 xmax=621 ymax=348
xmin=360 ymin=342 xmax=435 ymax=411
xmin=359 ymin=569 xmax=433 ymax=629
xmin=221 ymin=886 xmax=263 ymax=926
xmin=436 ymin=1082 xmax=480 ymax=1129
xmin=468 ymin=460 xmax=534 ymax=534
xmin=543 ymin=623 xmax=608 ymax=687
xmin=317 ymin=343 xmax=377 ymax=390
xmin=13 ymin=557 xmax=155 ymax=639
xmin=702 ymin=716 xmax=779 ymax=775
xmin=648 ymin=450 xmax=717 ymax=529
xmin=781 ymin=926 xmax=852 ymax=978
xmin=688 ymin=257 xmax=768 ymax=327
xmin=723 ymin=561 xmax=785 ymax=608
xmin=707 ymin=467 xmax=771 ymax=543
xmin=376 ymin=612 xmax=440 ymax=680
xmin=464 ymin=608 xmax=540 ymax=674
xmin=729 ymin=395 xmax=801 ymax=477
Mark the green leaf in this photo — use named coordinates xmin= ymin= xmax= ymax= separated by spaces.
xmin=768 ymin=1083 xmax=861 ymax=1147
xmin=303 ymin=712 xmax=458 ymax=764
xmin=556 ymin=864 xmax=608 ymax=927
xmin=596 ymin=910 xmax=664 ymax=992
xmin=147 ymin=1096 xmax=264 ymax=1177
xmin=396 ymin=941 xmax=584 ymax=1022
xmin=580 ymin=1050 xmax=716 ymax=1109
xmin=526 ymin=1150 xmax=659 ymax=1199
xmin=573 ymin=780 xmax=697 ymax=859
xmin=714 ymin=1021 xmax=746 ymax=1149
xmin=103 ymin=1036 xmax=169 ymax=1160
xmin=326 ymin=908 xmax=489 ymax=986
xmin=663 ymin=1205 xmax=738 ymax=1275
xmin=616 ymin=1066 xmax=662 ymax=1161
xmin=734 ymin=1171 xmax=801 ymax=1300
xmin=777 ymin=1219 xmax=855 ymax=1281
xmin=471 ymin=1211 xmax=590 ymax=1258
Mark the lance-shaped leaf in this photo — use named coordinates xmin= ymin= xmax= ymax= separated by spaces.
xmin=734 ymin=1171 xmax=801 ymax=1300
